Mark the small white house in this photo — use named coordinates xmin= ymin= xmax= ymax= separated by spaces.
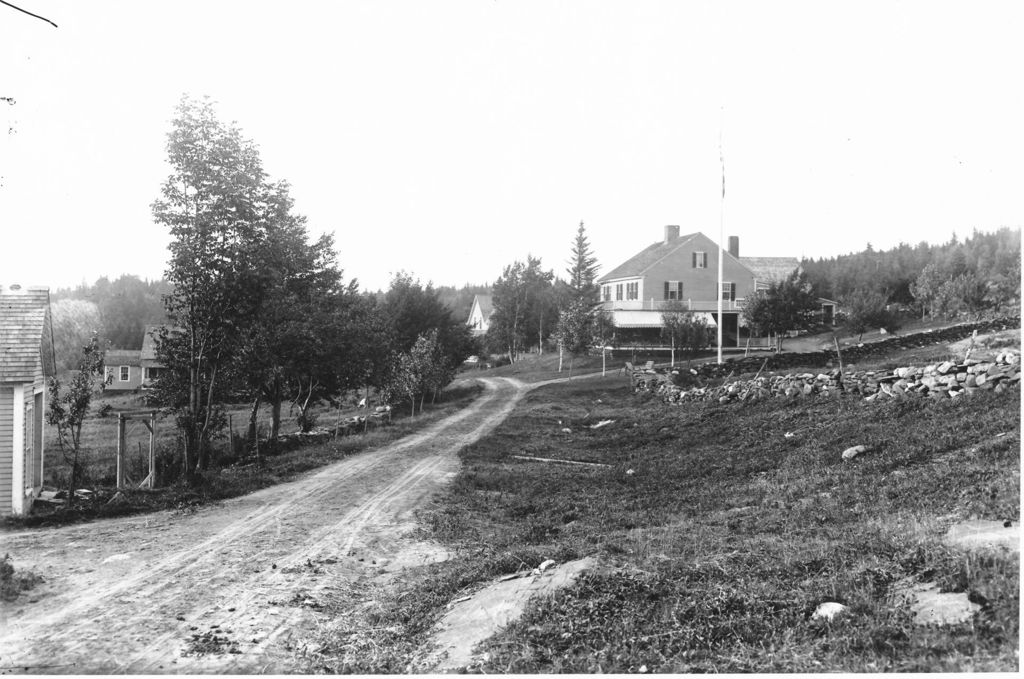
xmin=467 ymin=294 xmax=493 ymax=336
xmin=0 ymin=285 xmax=54 ymax=516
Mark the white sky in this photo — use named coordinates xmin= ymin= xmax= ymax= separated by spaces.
xmin=1 ymin=1 xmax=1022 ymax=294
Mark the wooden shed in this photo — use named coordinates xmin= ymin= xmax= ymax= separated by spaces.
xmin=0 ymin=285 xmax=54 ymax=516
xmin=104 ymin=349 xmax=143 ymax=391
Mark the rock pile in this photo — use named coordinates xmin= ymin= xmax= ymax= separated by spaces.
xmin=271 ymin=408 xmax=392 ymax=451
xmin=640 ymin=349 xmax=1021 ymax=406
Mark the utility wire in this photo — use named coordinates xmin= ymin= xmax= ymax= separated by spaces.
xmin=0 ymin=0 xmax=58 ymax=28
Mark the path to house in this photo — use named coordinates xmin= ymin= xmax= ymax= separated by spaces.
xmin=0 ymin=376 xmax=531 ymax=674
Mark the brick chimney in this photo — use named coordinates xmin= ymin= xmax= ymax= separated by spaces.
xmin=664 ymin=225 xmax=680 ymax=243
xmin=728 ymin=236 xmax=739 ymax=258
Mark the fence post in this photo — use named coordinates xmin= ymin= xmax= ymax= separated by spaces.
xmin=116 ymin=413 xmax=125 ymax=489
xmin=149 ymin=412 xmax=156 ymax=489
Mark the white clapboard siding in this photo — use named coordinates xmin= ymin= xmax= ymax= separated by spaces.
xmin=0 ymin=387 xmax=14 ymax=516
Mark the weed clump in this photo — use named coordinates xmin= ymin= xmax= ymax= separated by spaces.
xmin=1 ymin=554 xmax=43 ymax=601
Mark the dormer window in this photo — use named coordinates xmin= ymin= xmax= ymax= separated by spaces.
xmin=692 ymin=251 xmax=707 ymax=269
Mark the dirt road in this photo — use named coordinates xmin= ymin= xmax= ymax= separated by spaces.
xmin=0 ymin=376 xmax=528 ymax=674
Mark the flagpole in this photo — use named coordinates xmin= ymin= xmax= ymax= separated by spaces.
xmin=717 ymin=109 xmax=724 ymax=365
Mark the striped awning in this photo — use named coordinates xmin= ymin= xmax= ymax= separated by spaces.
xmin=608 ymin=310 xmax=718 ymax=328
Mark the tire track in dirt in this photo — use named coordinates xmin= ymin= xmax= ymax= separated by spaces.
xmin=0 ymin=377 xmax=528 ymax=674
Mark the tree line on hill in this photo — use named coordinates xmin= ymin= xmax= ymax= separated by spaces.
xmin=49 ymin=276 xmax=170 ymax=370
xmin=745 ymin=228 xmax=1020 ymax=349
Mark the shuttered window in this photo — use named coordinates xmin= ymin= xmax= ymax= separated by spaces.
xmin=663 ymin=281 xmax=683 ymax=300
xmin=721 ymin=282 xmax=736 ymax=301
xmin=615 ymin=284 xmax=623 ymax=300
xmin=692 ymin=251 xmax=707 ymax=268
xmin=626 ymin=282 xmax=639 ymax=300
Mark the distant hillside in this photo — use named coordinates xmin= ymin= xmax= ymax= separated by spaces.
xmin=436 ymin=284 xmax=491 ymax=322
xmin=802 ymin=227 xmax=1020 ymax=313
xmin=52 ymin=274 xmax=171 ymax=351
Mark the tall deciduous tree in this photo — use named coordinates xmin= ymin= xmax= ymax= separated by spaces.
xmin=380 ymin=272 xmax=473 ymax=371
xmin=151 ymin=95 xmax=273 ymax=475
xmin=842 ymin=288 xmax=900 ymax=341
xmin=554 ymin=299 xmax=613 ymax=376
xmin=486 ymin=260 xmax=529 ymax=363
xmin=910 ymin=262 xmax=944 ymax=320
xmin=661 ymin=301 xmax=709 ymax=366
xmin=230 ymin=184 xmax=356 ymax=443
xmin=522 ymin=258 xmax=558 ymax=354
xmin=742 ymin=270 xmax=817 ymax=353
xmin=486 ymin=256 xmax=555 ymax=362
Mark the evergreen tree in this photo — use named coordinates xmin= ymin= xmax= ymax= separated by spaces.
xmin=566 ymin=221 xmax=599 ymax=304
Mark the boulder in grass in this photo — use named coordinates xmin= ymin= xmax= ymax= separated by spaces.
xmin=842 ymin=445 xmax=868 ymax=460
xmin=812 ymin=601 xmax=848 ymax=621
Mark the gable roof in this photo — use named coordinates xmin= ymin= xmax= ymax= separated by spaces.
xmin=0 ymin=286 xmax=54 ymax=383
xmin=472 ymin=294 xmax=493 ymax=319
xmin=740 ymin=257 xmax=801 ymax=283
xmin=105 ymin=349 xmax=142 ymax=367
xmin=140 ymin=325 xmax=160 ymax=361
xmin=598 ymin=232 xmax=701 ymax=282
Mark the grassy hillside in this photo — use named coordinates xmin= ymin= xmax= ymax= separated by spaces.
xmin=312 ymin=366 xmax=1020 ymax=671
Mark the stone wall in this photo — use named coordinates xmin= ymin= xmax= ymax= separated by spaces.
xmin=630 ymin=319 xmax=1024 ymax=405
xmin=634 ymin=350 xmax=1021 ymax=406
xmin=687 ymin=317 xmax=1020 ymax=380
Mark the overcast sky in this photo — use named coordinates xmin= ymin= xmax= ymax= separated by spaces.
xmin=2 ymin=1 xmax=1021 ymax=294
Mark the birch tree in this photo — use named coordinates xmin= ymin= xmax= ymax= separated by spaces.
xmin=151 ymin=96 xmax=272 ymax=475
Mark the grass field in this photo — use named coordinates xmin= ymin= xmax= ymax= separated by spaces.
xmin=311 ymin=353 xmax=1020 ymax=671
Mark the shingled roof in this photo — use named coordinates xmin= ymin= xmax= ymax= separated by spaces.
xmin=598 ymin=232 xmax=700 ymax=282
xmin=140 ymin=325 xmax=160 ymax=362
xmin=0 ymin=285 xmax=54 ymax=383
xmin=104 ymin=349 xmax=142 ymax=367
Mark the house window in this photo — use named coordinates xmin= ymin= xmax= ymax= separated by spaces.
xmin=119 ymin=366 xmax=130 ymax=382
xmin=692 ymin=251 xmax=707 ymax=269
xmin=602 ymin=286 xmax=611 ymax=302
xmin=721 ymin=282 xmax=736 ymax=301
xmin=626 ymin=282 xmax=639 ymax=300
xmin=663 ymin=281 xmax=683 ymax=300
xmin=615 ymin=284 xmax=623 ymax=301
